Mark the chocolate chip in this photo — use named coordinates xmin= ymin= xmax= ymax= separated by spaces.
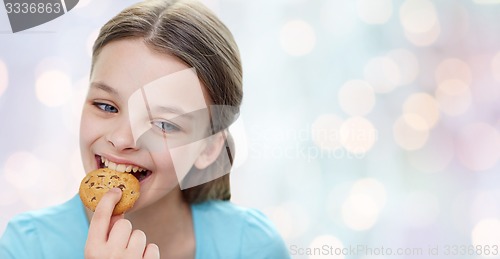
xmin=90 ymin=182 xmax=94 ymax=187
xmin=117 ymin=184 xmax=125 ymax=190
xmin=84 ymin=178 xmax=90 ymax=184
xmin=97 ymin=175 xmax=105 ymax=177
xmin=95 ymin=186 xmax=103 ymax=189
xmin=110 ymin=175 xmax=119 ymax=179
xmin=91 ymin=197 xmax=96 ymax=202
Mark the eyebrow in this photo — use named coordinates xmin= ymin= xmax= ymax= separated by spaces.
xmin=90 ymin=82 xmax=119 ymax=96
xmin=153 ymin=105 xmax=192 ymax=118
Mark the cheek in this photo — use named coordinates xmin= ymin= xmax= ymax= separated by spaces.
xmin=79 ymin=108 xmax=96 ymax=172
xmin=79 ymin=106 xmax=106 ymax=160
xmin=154 ymin=140 xmax=203 ymax=183
xmin=150 ymin=150 xmax=178 ymax=187
xmin=150 ymin=150 xmax=174 ymax=172
xmin=79 ymin=108 xmax=95 ymax=147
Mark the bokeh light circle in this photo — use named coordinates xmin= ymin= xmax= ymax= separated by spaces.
xmin=399 ymin=0 xmax=438 ymax=34
xmin=311 ymin=114 xmax=343 ymax=150
xmin=435 ymin=79 xmax=471 ymax=116
xmin=403 ymin=20 xmax=441 ymax=46
xmin=339 ymin=117 xmax=378 ymax=154
xmin=338 ymin=80 xmax=375 ymax=116
xmin=351 ymin=178 xmax=387 ymax=207
xmin=35 ymin=70 xmax=73 ymax=107
xmin=386 ymin=48 xmax=419 ymax=86
xmin=363 ymin=57 xmax=401 ymax=93
xmin=356 ymin=0 xmax=393 ymax=25
xmin=342 ymin=178 xmax=386 ymax=231
xmin=435 ymin=58 xmax=471 ymax=85
xmin=269 ymin=202 xmax=310 ymax=239
xmin=4 ymin=152 xmax=42 ymax=191
xmin=472 ymin=219 xmax=500 ymax=247
xmin=403 ymin=93 xmax=440 ymax=130
xmin=393 ymin=115 xmax=429 ymax=150
xmin=309 ymin=235 xmax=345 ymax=259
xmin=269 ymin=205 xmax=294 ymax=239
xmin=280 ymin=19 xmax=316 ymax=56
xmin=0 ymin=180 xmax=19 ymax=206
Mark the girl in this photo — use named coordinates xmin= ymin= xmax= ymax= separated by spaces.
xmin=0 ymin=0 xmax=290 ymax=258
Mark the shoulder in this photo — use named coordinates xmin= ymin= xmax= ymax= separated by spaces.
xmin=6 ymin=194 xmax=88 ymax=231
xmin=192 ymin=200 xmax=290 ymax=258
xmin=0 ymin=211 xmax=40 ymax=259
xmin=0 ymin=195 xmax=88 ymax=259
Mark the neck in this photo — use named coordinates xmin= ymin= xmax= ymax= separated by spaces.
xmin=126 ymin=188 xmax=195 ymax=258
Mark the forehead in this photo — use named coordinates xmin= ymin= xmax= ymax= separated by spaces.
xmin=91 ymin=38 xmax=190 ymax=95
xmin=90 ymin=38 xmax=209 ymax=111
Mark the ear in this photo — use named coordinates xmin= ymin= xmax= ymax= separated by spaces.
xmin=194 ymin=131 xmax=226 ymax=170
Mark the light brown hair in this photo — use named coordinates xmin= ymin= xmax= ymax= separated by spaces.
xmin=91 ymin=0 xmax=242 ymax=203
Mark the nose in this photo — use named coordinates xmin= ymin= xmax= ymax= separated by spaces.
xmin=106 ymin=117 xmax=138 ymax=151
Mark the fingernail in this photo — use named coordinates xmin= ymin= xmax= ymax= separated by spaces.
xmin=109 ymin=188 xmax=121 ymax=193
xmin=152 ymin=244 xmax=160 ymax=256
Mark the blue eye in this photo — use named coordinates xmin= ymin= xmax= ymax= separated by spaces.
xmin=151 ymin=121 xmax=180 ymax=133
xmin=93 ymin=102 xmax=118 ymax=113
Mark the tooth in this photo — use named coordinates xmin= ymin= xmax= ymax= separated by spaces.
xmin=125 ymin=165 xmax=132 ymax=172
xmin=116 ymin=164 xmax=126 ymax=172
xmin=104 ymin=159 xmax=109 ymax=166
xmin=108 ymin=161 xmax=117 ymax=170
xmin=133 ymin=167 xmax=138 ymax=172
xmin=101 ymin=157 xmax=104 ymax=163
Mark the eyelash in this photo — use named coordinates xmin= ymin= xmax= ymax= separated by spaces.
xmin=93 ymin=102 xmax=118 ymax=113
xmin=151 ymin=120 xmax=181 ymax=133
xmin=92 ymin=101 xmax=180 ymax=133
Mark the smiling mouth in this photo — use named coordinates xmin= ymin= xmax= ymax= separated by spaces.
xmin=96 ymin=155 xmax=152 ymax=182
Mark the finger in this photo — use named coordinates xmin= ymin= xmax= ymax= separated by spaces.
xmin=87 ymin=188 xmax=122 ymax=245
xmin=109 ymin=213 xmax=125 ymax=234
xmin=143 ymin=243 xmax=160 ymax=259
xmin=107 ymin=219 xmax=133 ymax=249
xmin=126 ymin=229 xmax=147 ymax=258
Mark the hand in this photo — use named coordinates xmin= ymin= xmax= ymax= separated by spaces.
xmin=84 ymin=188 xmax=160 ymax=259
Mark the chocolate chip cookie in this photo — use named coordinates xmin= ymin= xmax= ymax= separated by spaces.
xmin=79 ymin=168 xmax=140 ymax=215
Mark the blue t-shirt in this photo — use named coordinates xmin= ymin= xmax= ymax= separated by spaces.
xmin=0 ymin=195 xmax=290 ymax=259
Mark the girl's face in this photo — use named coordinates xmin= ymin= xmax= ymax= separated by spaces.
xmin=80 ymin=38 xmax=215 ymax=211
